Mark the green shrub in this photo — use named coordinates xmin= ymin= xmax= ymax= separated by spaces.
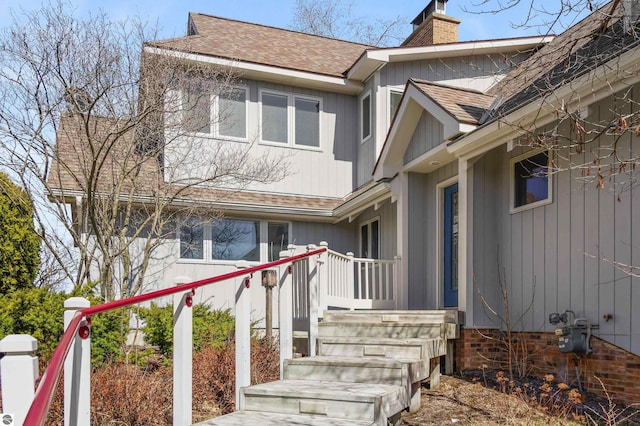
xmin=139 ymin=303 xmax=234 ymax=357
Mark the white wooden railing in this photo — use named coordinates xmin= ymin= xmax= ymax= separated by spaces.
xmin=1 ymin=242 xmax=399 ymax=425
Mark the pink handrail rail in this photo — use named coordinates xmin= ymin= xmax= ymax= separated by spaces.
xmin=23 ymin=247 xmax=326 ymax=426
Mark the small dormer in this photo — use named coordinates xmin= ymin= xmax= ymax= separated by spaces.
xmin=403 ymin=0 xmax=460 ymax=47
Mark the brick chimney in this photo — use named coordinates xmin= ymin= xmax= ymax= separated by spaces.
xmin=402 ymin=0 xmax=460 ymax=46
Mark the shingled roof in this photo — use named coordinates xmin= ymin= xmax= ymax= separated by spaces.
xmin=410 ymin=79 xmax=496 ymax=125
xmin=485 ymin=1 xmax=640 ymax=122
xmin=148 ymin=13 xmax=371 ymax=78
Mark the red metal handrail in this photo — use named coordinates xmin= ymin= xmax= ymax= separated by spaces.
xmin=23 ymin=247 xmax=326 ymax=426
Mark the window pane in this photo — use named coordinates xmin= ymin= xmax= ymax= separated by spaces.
xmin=262 ymin=93 xmax=288 ymax=143
xmin=183 ymin=87 xmax=211 ymax=133
xmin=390 ymin=91 xmax=403 ymax=122
xmin=212 ymin=219 xmax=260 ymax=261
xmin=218 ymin=88 xmax=247 ymax=139
xmin=180 ymin=218 xmax=204 ymax=259
xmin=360 ymin=224 xmax=369 ymax=258
xmin=362 ymin=94 xmax=371 ymax=140
xmin=514 ymin=151 xmax=549 ymax=208
xmin=295 ymin=98 xmax=320 ymax=147
xmin=371 ymin=220 xmax=379 ymax=260
xmin=268 ymin=222 xmax=289 ymax=262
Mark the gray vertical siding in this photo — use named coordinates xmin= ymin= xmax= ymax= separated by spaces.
xmin=291 ymin=221 xmax=356 ymax=255
xmin=403 ymin=111 xmax=444 ymax=164
xmin=407 ymin=162 xmax=458 ymax=310
xmin=471 ymin=86 xmax=640 ymax=353
xmin=357 ymin=78 xmax=377 ymax=188
xmin=380 ymin=53 xmax=528 ymax=91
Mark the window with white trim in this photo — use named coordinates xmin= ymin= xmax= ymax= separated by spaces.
xmin=260 ymin=90 xmax=321 ymax=148
xmin=361 ymin=91 xmax=371 ymax=142
xmin=179 ymin=218 xmax=290 ymax=262
xmin=182 ymin=86 xmax=249 ymax=140
xmin=510 ymin=150 xmax=552 ymax=213
xmin=360 ymin=218 xmax=379 ymax=259
xmin=389 ymin=90 xmax=403 ymax=122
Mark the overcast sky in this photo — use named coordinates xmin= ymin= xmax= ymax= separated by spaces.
xmin=0 ymin=0 xmax=592 ymax=43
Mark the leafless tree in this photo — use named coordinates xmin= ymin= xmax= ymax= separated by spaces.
xmin=0 ymin=2 xmax=287 ymax=300
xmin=290 ymin=0 xmax=408 ymax=46
xmin=477 ymin=0 xmax=640 ymax=196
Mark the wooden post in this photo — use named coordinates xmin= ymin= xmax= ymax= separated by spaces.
xmin=279 ymin=245 xmax=295 ymax=379
xmin=0 ymin=335 xmax=38 ymax=425
xmin=235 ymin=261 xmax=251 ymax=410
xmin=173 ymin=276 xmax=193 ymax=426
xmin=64 ymin=297 xmax=91 ymax=426
xmin=262 ymin=270 xmax=277 ymax=339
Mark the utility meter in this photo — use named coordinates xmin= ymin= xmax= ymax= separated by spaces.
xmin=549 ymin=311 xmax=596 ymax=354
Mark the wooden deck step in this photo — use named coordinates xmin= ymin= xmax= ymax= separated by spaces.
xmin=318 ymin=321 xmax=457 ymax=340
xmin=317 ymin=336 xmax=445 ymax=359
xmin=322 ymin=310 xmax=461 ymax=325
xmin=193 ymin=411 xmax=374 ymax=425
xmin=240 ymin=379 xmax=405 ymax=426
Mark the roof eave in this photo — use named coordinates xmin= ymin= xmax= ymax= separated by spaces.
xmin=348 ymin=36 xmax=554 ymax=82
xmin=447 ymin=46 xmax=640 ymax=159
xmin=144 ymin=45 xmax=363 ymax=95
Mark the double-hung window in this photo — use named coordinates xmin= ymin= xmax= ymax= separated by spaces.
xmin=260 ymin=90 xmax=321 ymax=149
xmin=179 ymin=218 xmax=290 ymax=263
xmin=182 ymin=85 xmax=248 ymax=140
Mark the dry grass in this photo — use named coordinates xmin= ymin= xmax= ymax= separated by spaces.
xmin=402 ymin=375 xmax=582 ymax=426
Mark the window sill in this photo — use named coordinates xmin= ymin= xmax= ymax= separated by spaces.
xmin=259 ymin=140 xmax=322 ymax=152
xmin=509 ymin=197 xmax=552 ymax=214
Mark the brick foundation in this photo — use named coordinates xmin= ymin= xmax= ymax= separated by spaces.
xmin=455 ymin=328 xmax=640 ymax=406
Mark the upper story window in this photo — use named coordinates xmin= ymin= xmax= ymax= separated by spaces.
xmin=182 ymin=85 xmax=249 ymax=141
xmin=361 ymin=91 xmax=371 ymax=142
xmin=389 ymin=90 xmax=403 ymax=122
xmin=510 ymin=150 xmax=552 ymax=213
xmin=218 ymin=88 xmax=248 ymax=139
xmin=179 ymin=218 xmax=290 ymax=263
xmin=260 ymin=90 xmax=321 ymax=149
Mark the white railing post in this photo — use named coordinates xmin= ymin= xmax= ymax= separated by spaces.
xmin=64 ymin=297 xmax=91 ymax=426
xmin=278 ymin=245 xmax=295 ymax=379
xmin=346 ymin=252 xmax=355 ymax=310
xmin=393 ymin=256 xmax=401 ymax=309
xmin=173 ymin=276 xmax=193 ymax=426
xmin=235 ymin=261 xmax=251 ymax=410
xmin=307 ymin=244 xmax=319 ymax=356
xmin=0 ymin=335 xmax=38 ymax=425
xmin=317 ymin=241 xmax=329 ymax=318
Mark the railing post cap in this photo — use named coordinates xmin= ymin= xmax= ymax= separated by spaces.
xmin=0 ymin=334 xmax=38 ymax=353
xmin=346 ymin=252 xmax=354 ymax=258
xmin=319 ymin=241 xmax=328 ymax=247
xmin=174 ymin=276 xmax=192 ymax=285
xmin=64 ymin=297 xmax=90 ymax=309
xmin=307 ymin=244 xmax=317 ymax=250
xmin=235 ymin=260 xmax=250 ymax=269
